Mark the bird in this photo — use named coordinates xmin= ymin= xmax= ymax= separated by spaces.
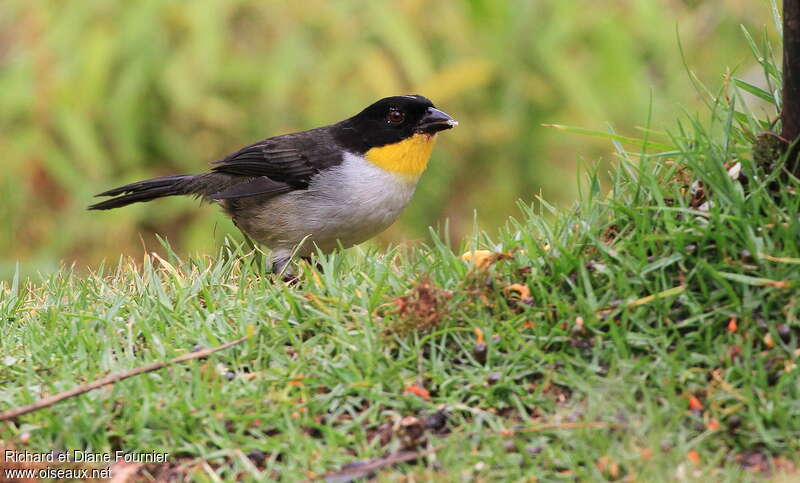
xmin=89 ymin=95 xmax=458 ymax=278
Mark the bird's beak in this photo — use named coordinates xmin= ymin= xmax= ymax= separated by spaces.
xmin=416 ymin=107 xmax=458 ymax=134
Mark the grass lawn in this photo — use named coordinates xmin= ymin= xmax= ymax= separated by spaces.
xmin=2 ymin=33 xmax=800 ymax=483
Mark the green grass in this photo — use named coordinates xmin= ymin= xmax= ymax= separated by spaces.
xmin=2 ymin=47 xmax=800 ymax=480
xmin=3 ymin=11 xmax=800 ymax=482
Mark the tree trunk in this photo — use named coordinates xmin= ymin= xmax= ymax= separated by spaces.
xmin=782 ymin=0 xmax=800 ymax=174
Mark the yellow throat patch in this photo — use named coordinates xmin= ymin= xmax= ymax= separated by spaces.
xmin=365 ymin=133 xmax=436 ymax=179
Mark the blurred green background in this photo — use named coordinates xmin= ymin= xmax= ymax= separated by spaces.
xmin=0 ymin=0 xmax=774 ymax=277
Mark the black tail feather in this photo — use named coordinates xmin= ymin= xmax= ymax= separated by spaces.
xmin=89 ymin=175 xmax=196 ymax=210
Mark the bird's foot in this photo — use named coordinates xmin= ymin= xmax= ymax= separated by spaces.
xmin=271 ymin=257 xmax=298 ymax=285
xmin=280 ymin=271 xmax=301 ymax=285
xmin=271 ymin=256 xmax=323 ymax=285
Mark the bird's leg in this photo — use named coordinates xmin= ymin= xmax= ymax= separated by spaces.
xmin=271 ymin=252 xmax=299 ymax=284
xmin=300 ymin=256 xmax=324 ymax=272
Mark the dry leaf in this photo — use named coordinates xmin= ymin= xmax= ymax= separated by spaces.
xmin=504 ymin=283 xmax=531 ymax=300
xmin=461 ymin=250 xmax=512 ymax=269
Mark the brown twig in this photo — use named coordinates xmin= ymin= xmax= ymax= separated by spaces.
xmin=510 ymin=421 xmax=612 ymax=433
xmin=314 ymin=444 xmax=444 ymax=481
xmin=783 ymin=1 xmax=800 ymax=142
xmin=783 ymin=0 xmax=800 ymax=175
xmin=316 ymin=420 xmax=612 ymax=481
xmin=0 ymin=336 xmax=247 ymax=422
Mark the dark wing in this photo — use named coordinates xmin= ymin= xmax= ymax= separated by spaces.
xmin=208 ymin=176 xmax=293 ymax=200
xmin=208 ymin=127 xmax=344 ymax=199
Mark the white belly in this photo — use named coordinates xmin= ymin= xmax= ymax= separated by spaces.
xmin=245 ymin=152 xmax=419 ymax=255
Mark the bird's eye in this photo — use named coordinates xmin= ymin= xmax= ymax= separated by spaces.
xmin=387 ymin=108 xmax=405 ymax=124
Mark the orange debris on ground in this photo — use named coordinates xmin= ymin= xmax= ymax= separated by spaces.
xmin=474 ymin=327 xmax=485 ymax=345
xmin=404 ymin=385 xmax=431 ymax=399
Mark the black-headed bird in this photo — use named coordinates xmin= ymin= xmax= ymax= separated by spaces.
xmin=90 ymin=95 xmax=457 ymax=277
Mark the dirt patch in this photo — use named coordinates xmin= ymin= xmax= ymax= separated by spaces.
xmin=384 ymin=279 xmax=452 ymax=336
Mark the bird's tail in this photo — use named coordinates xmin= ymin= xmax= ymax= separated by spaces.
xmin=88 ymin=174 xmax=197 ymax=210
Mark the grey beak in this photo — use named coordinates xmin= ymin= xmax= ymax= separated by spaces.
xmin=417 ymin=107 xmax=458 ymax=134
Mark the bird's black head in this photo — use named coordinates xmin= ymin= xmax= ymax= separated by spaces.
xmin=335 ymin=95 xmax=457 ymax=153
